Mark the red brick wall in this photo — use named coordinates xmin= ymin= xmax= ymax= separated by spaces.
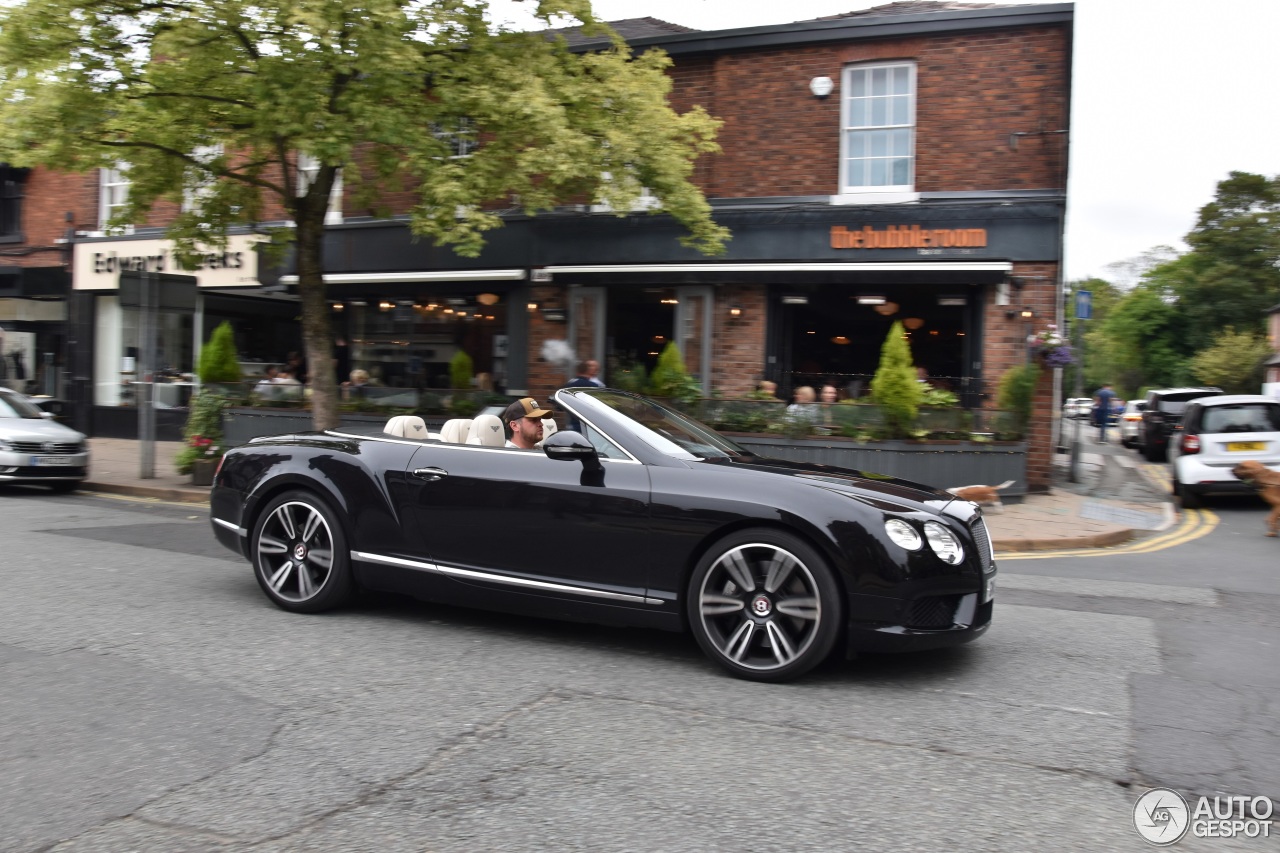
xmin=981 ymin=261 xmax=1061 ymax=491
xmin=710 ymin=284 xmax=768 ymax=397
xmin=8 ymin=167 xmax=98 ymax=268
xmin=668 ymin=23 xmax=1070 ymax=197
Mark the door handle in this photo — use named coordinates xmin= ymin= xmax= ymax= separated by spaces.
xmin=412 ymin=467 xmax=448 ymax=481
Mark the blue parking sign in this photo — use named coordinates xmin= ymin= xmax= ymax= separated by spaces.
xmin=1075 ymin=289 xmax=1092 ymax=320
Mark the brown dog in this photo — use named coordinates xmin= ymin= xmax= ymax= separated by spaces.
xmin=946 ymin=479 xmax=1015 ymax=513
xmin=1231 ymin=460 xmax=1280 ymax=536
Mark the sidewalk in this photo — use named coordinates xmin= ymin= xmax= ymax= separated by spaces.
xmin=78 ymin=437 xmax=1176 ymax=552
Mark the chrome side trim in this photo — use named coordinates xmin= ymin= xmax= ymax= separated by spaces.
xmin=213 ymin=517 xmax=247 ymax=536
xmin=351 ymin=551 xmax=436 ymax=572
xmin=326 ymin=430 xmax=432 ymax=448
xmin=350 ymin=550 xmax=655 ymax=604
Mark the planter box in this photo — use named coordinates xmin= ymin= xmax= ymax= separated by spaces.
xmin=222 ymin=408 xmax=404 ymax=447
xmin=729 ymin=434 xmax=1028 ymax=501
xmin=190 ymin=457 xmax=217 ymax=487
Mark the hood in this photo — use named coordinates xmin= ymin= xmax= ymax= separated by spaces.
xmin=0 ymin=417 xmax=86 ymax=443
xmin=702 ymin=454 xmax=957 ymax=513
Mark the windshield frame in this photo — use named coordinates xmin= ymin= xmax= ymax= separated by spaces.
xmin=557 ymin=388 xmax=749 ymax=463
xmin=0 ymin=390 xmax=45 ymax=419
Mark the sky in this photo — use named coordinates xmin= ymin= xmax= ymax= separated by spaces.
xmin=490 ymin=0 xmax=1280 ymax=283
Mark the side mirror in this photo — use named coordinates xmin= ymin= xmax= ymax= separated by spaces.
xmin=542 ymin=430 xmax=602 ymax=472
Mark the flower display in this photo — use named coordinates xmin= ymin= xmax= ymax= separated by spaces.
xmin=1030 ymin=324 xmax=1075 ymax=367
xmin=189 ymin=434 xmax=220 ymax=456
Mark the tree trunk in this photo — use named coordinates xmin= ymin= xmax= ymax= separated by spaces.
xmin=296 ymin=214 xmax=338 ymax=430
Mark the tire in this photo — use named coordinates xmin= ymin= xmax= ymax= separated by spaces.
xmin=686 ymin=529 xmax=842 ymax=683
xmin=1179 ymin=485 xmax=1203 ymax=510
xmin=1142 ymin=440 xmax=1166 ymax=462
xmin=250 ymin=490 xmax=353 ymax=613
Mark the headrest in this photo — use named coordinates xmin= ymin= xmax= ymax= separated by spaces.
xmin=439 ymin=418 xmax=473 ymax=444
xmin=384 ymin=415 xmax=429 ymax=439
xmin=534 ymin=417 xmax=559 ymax=448
xmin=466 ymin=413 xmax=506 ymax=446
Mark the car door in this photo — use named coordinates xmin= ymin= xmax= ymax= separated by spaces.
xmin=401 ymin=443 xmax=653 ymax=603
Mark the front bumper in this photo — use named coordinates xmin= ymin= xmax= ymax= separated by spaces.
xmin=0 ymin=450 xmax=89 ymax=482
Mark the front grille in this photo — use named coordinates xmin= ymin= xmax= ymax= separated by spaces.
xmin=9 ymin=441 xmax=82 ymax=455
xmin=970 ymin=516 xmax=993 ymax=569
xmin=907 ymin=595 xmax=961 ymax=629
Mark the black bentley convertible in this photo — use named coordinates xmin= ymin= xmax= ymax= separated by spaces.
xmin=211 ymin=388 xmax=995 ymax=681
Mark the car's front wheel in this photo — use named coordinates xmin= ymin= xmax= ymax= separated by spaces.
xmin=251 ymin=490 xmax=353 ymax=613
xmin=687 ymin=530 xmax=842 ymax=682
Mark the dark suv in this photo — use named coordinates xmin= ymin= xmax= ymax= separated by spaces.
xmin=1138 ymin=387 xmax=1223 ymax=461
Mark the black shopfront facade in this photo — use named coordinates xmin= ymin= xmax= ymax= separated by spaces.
xmin=281 ymin=194 xmax=1063 ymax=406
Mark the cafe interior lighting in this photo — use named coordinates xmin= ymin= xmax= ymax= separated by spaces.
xmin=874 ymin=301 xmax=899 ymax=316
xmin=728 ymin=305 xmax=743 ymax=318
xmin=856 ymin=295 xmax=886 ymax=305
xmin=477 ymin=292 xmax=500 ymax=306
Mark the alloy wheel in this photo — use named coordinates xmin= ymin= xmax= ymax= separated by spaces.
xmin=696 ymin=543 xmax=823 ymax=673
xmin=255 ymin=500 xmax=336 ymax=603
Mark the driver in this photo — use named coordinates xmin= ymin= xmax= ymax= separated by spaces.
xmin=503 ymin=397 xmax=554 ymax=449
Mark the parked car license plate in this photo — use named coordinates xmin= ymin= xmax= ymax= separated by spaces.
xmin=1227 ymin=441 xmax=1265 ymax=452
xmin=32 ymin=456 xmax=75 ymax=466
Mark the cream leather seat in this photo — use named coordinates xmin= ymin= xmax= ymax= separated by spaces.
xmin=438 ymin=418 xmax=472 ymax=444
xmin=534 ymin=417 xmax=559 ymax=448
xmin=466 ymin=413 xmax=506 ymax=446
xmin=384 ymin=415 xmax=429 ymax=440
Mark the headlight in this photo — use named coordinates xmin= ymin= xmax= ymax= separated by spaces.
xmin=923 ymin=521 xmax=965 ymax=565
xmin=884 ymin=519 xmax=923 ymax=550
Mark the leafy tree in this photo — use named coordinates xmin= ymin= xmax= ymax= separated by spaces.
xmin=1176 ymin=172 xmax=1280 ymax=349
xmin=197 ymin=321 xmax=242 ymax=384
xmin=0 ymin=0 xmax=728 ymax=429
xmin=1088 ymin=270 xmax=1191 ymax=394
xmin=1189 ymin=326 xmax=1270 ymax=394
xmin=869 ymin=321 xmax=923 ymax=438
xmin=647 ymin=342 xmax=702 ymax=403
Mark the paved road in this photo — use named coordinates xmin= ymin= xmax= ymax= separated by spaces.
xmin=1 ymin=483 xmax=1274 ymax=852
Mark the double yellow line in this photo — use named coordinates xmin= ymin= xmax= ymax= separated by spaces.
xmin=997 ymin=508 xmax=1218 ymax=560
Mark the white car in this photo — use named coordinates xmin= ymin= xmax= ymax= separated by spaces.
xmin=0 ymin=387 xmax=90 ymax=492
xmin=1063 ymin=397 xmax=1093 ymax=419
xmin=1119 ymin=399 xmax=1145 ymax=448
xmin=1169 ymin=394 xmax=1280 ymax=508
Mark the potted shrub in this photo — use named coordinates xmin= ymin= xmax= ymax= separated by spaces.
xmin=869 ymin=321 xmax=924 ymax=439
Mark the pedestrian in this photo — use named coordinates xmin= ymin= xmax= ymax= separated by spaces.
xmin=1093 ymin=382 xmax=1117 ymax=443
xmin=564 ymin=359 xmax=603 ymax=389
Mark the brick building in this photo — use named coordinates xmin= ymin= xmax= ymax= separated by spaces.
xmin=15 ymin=0 xmax=1072 ymax=487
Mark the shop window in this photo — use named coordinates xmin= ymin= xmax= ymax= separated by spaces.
xmin=839 ymin=63 xmax=915 ymax=196
xmin=0 ymin=166 xmax=24 ymax=242
xmin=99 ymin=164 xmax=132 ymax=232
xmin=296 ymin=152 xmax=344 ymax=224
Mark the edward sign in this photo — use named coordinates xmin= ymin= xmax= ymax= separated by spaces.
xmin=72 ymin=234 xmax=263 ymax=290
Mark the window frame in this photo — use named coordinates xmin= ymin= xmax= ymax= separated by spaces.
xmin=99 ymin=164 xmax=131 ymax=231
xmin=296 ymin=152 xmax=344 ymax=225
xmin=0 ymin=166 xmax=25 ymax=243
xmin=838 ymin=61 xmax=917 ymax=198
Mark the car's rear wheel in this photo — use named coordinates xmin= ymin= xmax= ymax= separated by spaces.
xmin=1179 ymin=484 xmax=1203 ymax=509
xmin=1143 ymin=440 xmax=1166 ymax=462
xmin=687 ymin=530 xmax=842 ymax=682
xmin=251 ymin=490 xmax=353 ymax=613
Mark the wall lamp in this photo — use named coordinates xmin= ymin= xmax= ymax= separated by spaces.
xmin=728 ymin=305 xmax=744 ymax=319
xmin=809 ymin=76 xmax=834 ymax=99
xmin=1006 ymin=306 xmax=1034 ymax=321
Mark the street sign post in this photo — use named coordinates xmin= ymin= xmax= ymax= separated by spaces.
xmin=1069 ymin=288 xmax=1091 ymax=482
xmin=1075 ymin=288 xmax=1092 ymax=321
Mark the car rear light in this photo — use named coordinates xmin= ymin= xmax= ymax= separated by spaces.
xmin=1123 ymin=414 xmax=1141 ymax=421
xmin=1181 ymin=434 xmax=1200 ymax=454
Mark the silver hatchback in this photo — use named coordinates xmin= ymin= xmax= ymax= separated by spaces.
xmin=0 ymin=387 xmax=90 ymax=492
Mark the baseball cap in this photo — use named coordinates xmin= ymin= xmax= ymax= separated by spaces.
xmin=504 ymin=397 xmax=553 ymax=422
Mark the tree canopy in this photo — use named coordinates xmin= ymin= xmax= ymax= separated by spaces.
xmin=0 ymin=0 xmax=728 ymax=427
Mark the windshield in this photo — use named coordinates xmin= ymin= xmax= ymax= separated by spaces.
xmin=568 ymin=390 xmax=746 ymax=460
xmin=0 ymin=391 xmax=43 ymax=419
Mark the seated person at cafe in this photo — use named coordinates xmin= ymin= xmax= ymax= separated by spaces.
xmin=504 ymin=397 xmax=554 ymax=449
